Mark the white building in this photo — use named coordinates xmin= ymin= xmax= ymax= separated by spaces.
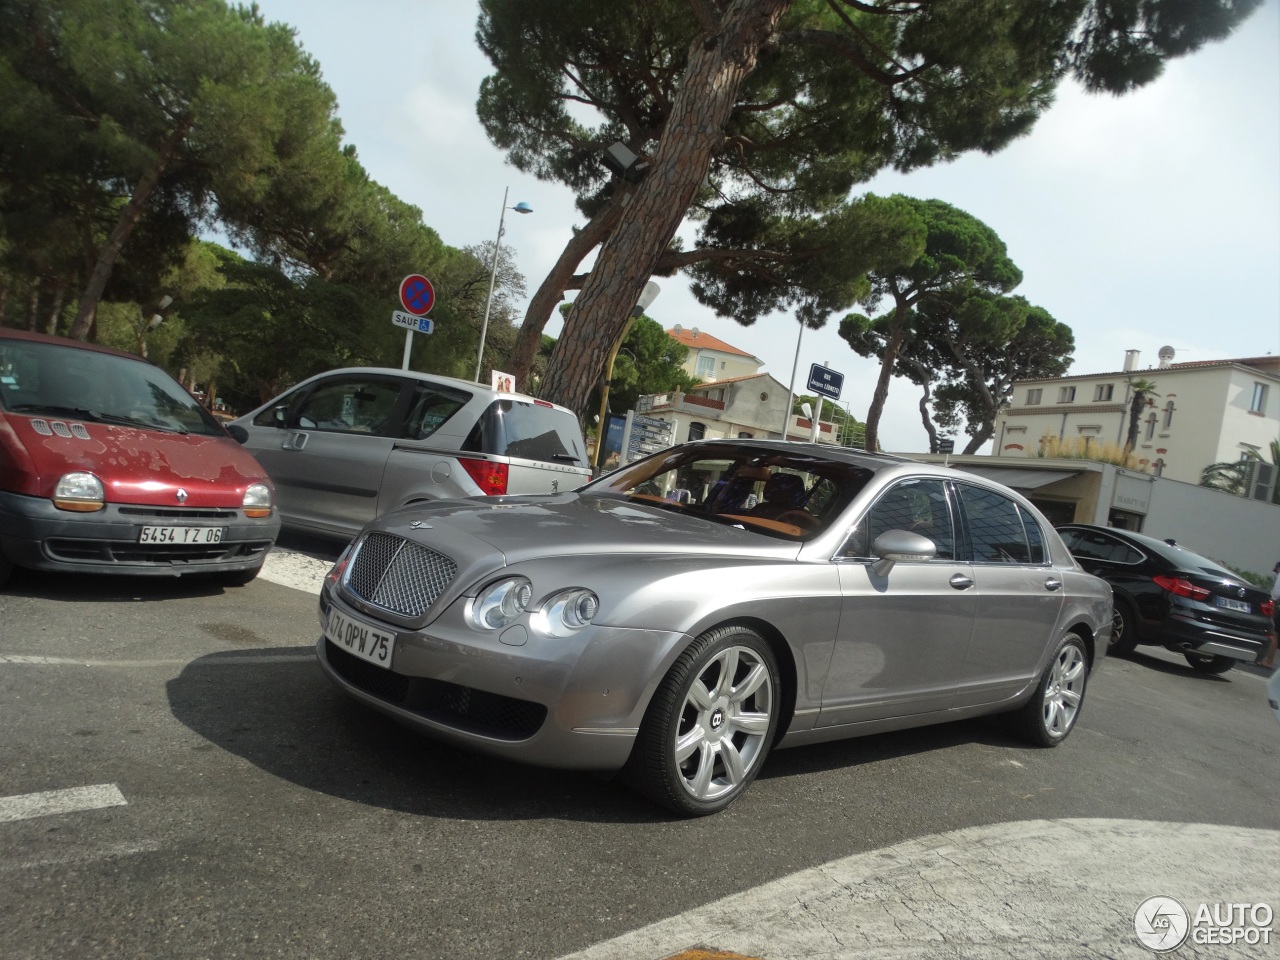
xmin=637 ymin=373 xmax=838 ymax=445
xmin=991 ymin=348 xmax=1280 ymax=485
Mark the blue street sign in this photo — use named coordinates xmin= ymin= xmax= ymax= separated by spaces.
xmin=807 ymin=363 xmax=844 ymax=400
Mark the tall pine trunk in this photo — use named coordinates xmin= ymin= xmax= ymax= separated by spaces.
xmin=537 ymin=0 xmax=792 ymax=415
xmin=68 ymin=117 xmax=191 ymax=341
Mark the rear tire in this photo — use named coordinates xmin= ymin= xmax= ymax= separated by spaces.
xmin=1184 ymin=653 xmax=1234 ymax=675
xmin=1108 ymin=600 xmax=1138 ymax=656
xmin=216 ymin=563 xmax=262 ymax=587
xmin=1002 ymin=632 xmax=1089 ymax=747
xmin=624 ymin=625 xmax=780 ymax=816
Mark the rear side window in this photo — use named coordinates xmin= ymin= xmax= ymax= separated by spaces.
xmin=1017 ymin=504 xmax=1048 ymax=564
xmin=1061 ymin=529 xmax=1144 ymax=564
xmin=957 ymin=484 xmax=1033 ymax=563
xmin=463 ymin=401 xmax=587 ymax=465
xmin=402 ymin=383 xmax=470 ymax=440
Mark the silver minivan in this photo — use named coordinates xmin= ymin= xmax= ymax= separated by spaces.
xmin=229 ymin=368 xmax=590 ymax=539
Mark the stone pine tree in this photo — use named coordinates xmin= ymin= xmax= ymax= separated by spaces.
xmin=0 ymin=0 xmax=347 ymax=339
xmin=839 ymin=198 xmax=1022 ymax=452
xmin=475 ymin=0 xmax=1262 ymax=417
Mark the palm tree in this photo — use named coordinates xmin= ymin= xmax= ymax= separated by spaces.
xmin=1200 ymin=439 xmax=1280 ymax=504
xmin=1123 ymin=377 xmax=1159 ymax=455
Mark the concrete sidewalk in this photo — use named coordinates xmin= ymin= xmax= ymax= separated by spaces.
xmin=556 ymin=819 xmax=1280 ymax=960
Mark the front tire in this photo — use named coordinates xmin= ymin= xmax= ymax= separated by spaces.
xmin=1184 ymin=653 xmax=1234 ymax=675
xmin=625 ymin=625 xmax=780 ymax=816
xmin=1003 ymin=632 xmax=1089 ymax=747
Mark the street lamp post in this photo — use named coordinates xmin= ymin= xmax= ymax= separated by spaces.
xmin=593 ymin=280 xmax=660 ymax=474
xmin=474 ymin=187 xmax=533 ymax=383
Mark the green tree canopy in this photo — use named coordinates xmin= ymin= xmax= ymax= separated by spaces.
xmin=475 ymin=0 xmax=1260 ymax=416
xmin=839 ymin=197 xmax=1022 ymax=451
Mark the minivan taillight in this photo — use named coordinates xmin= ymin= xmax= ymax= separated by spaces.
xmin=460 ymin=457 xmax=509 ymax=496
xmin=1262 ymin=600 xmax=1275 ymax=618
xmin=1152 ymin=575 xmax=1212 ymax=601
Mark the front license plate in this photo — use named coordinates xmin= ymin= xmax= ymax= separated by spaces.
xmin=325 ymin=607 xmax=396 ymax=669
xmin=1215 ymin=596 xmax=1251 ymax=613
xmin=139 ymin=526 xmax=224 ymax=544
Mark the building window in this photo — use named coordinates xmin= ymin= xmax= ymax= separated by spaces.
xmin=738 ymin=431 xmax=753 ymax=439
xmin=1250 ymin=382 xmax=1268 ymax=414
xmin=720 ymin=360 xmax=727 ymax=369
xmin=1093 ymin=384 xmax=1114 ymax=401
xmin=1162 ymin=401 xmax=1175 ymax=429
xmin=1144 ymin=414 xmax=1157 ymax=440
xmin=1026 ymin=388 xmax=1042 ymax=405
xmin=688 ymin=421 xmax=706 ymax=441
xmin=1153 ymin=458 xmax=1165 ymax=477
xmin=1058 ymin=386 xmax=1076 ymax=403
xmin=695 ymin=355 xmax=715 ymax=378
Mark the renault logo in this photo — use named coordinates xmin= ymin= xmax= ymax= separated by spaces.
xmin=175 ymin=488 xmax=188 ymax=504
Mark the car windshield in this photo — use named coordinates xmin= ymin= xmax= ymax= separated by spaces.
xmin=582 ymin=442 xmax=874 ymax=540
xmin=0 ymin=338 xmax=224 ymax=437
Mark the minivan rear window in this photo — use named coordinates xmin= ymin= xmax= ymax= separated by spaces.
xmin=463 ymin=401 xmax=587 ymax=465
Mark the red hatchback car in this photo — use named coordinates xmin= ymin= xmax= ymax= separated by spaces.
xmin=0 ymin=328 xmax=280 ymax=587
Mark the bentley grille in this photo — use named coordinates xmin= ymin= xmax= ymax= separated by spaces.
xmin=345 ymin=531 xmax=457 ymax=617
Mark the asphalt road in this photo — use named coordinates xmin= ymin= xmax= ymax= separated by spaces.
xmin=1 ymin=552 xmax=1277 ymax=960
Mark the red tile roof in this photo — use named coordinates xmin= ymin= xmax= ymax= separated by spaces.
xmin=667 ymin=327 xmax=759 ymax=360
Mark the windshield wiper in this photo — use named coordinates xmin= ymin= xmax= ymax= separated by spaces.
xmin=9 ymin=403 xmax=98 ymax=419
xmin=549 ymin=453 xmax=581 ymax=462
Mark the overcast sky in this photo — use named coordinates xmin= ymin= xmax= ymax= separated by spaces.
xmin=254 ymin=0 xmax=1279 ymax=452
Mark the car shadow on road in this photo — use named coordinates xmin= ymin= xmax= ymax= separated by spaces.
xmin=166 ymin=646 xmax=664 ymax=824
xmin=4 ymin=565 xmax=229 ymax=602
xmin=166 ymin=646 xmax=1048 ymax=825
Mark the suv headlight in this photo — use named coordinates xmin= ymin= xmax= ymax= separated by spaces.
xmin=469 ymin=577 xmax=533 ymax=630
xmin=53 ymin=472 xmax=105 ymax=512
xmin=242 ymin=482 xmax=272 ymax=518
xmin=534 ymin=588 xmax=599 ymax=637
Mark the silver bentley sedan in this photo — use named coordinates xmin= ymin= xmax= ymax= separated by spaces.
xmin=315 ymin=439 xmax=1112 ymax=815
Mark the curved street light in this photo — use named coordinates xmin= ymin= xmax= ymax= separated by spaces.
xmin=474 ymin=188 xmax=533 ymax=383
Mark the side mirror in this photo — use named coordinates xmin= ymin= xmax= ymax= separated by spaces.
xmin=271 ymin=405 xmax=288 ymax=425
xmin=226 ymin=424 xmax=249 ymax=444
xmin=870 ymin=529 xmax=936 ymax=577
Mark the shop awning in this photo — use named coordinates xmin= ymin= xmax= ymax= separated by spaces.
xmin=952 ymin=466 xmax=1080 ymax=490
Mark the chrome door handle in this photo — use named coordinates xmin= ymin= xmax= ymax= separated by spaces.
xmin=949 ymin=573 xmax=975 ymax=590
xmin=1044 ymin=577 xmax=1063 ymax=591
xmin=282 ymin=431 xmax=309 ymax=451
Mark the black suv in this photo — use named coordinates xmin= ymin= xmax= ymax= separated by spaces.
xmin=1057 ymin=524 xmax=1274 ymax=674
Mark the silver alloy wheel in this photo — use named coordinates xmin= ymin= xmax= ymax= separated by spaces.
xmin=674 ymin=644 xmax=774 ymax=802
xmin=1042 ymin=642 xmax=1086 ymax=737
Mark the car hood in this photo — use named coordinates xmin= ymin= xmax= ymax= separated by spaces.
xmin=380 ymin=493 xmax=803 ymax=563
xmin=3 ymin=413 xmax=271 ymax=506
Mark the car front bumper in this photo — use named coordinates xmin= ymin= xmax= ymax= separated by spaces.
xmin=315 ymin=588 xmax=688 ymax=771
xmin=0 ymin=490 xmax=280 ymax=577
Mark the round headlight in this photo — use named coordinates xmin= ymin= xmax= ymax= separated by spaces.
xmin=53 ymin=472 xmax=105 ymax=512
xmin=537 ymin=588 xmax=600 ymax=637
xmin=470 ymin=577 xmax=533 ymax=630
xmin=242 ymin=482 xmax=272 ymax=518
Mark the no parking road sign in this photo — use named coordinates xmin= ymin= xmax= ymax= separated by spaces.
xmin=398 ymin=274 xmax=436 ymax=316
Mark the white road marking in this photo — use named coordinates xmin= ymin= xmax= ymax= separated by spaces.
xmin=3 ymin=839 xmax=162 ymax=872
xmin=0 ymin=784 xmax=127 ymax=824
xmin=556 ymin=818 xmax=1280 ymax=960
xmin=261 ymin=547 xmax=331 ymax=594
